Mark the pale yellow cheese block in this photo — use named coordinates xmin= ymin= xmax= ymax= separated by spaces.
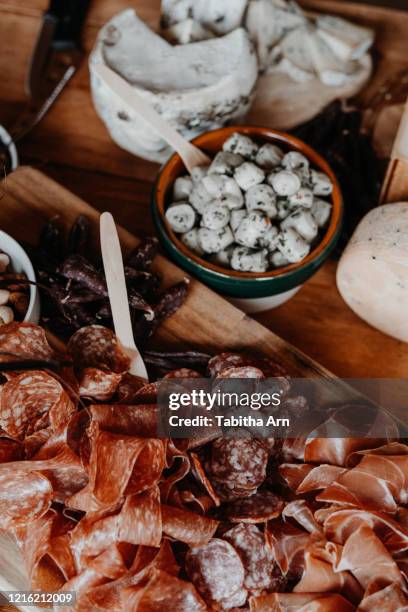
xmin=337 ymin=202 xmax=408 ymax=342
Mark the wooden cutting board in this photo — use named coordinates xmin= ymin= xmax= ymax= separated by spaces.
xmin=0 ymin=166 xmax=334 ymax=377
xmin=0 ymin=165 xmax=337 ymax=596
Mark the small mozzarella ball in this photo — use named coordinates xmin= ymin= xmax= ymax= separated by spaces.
xmin=270 ymin=250 xmax=290 ymax=268
xmin=0 ymin=289 xmax=10 ymax=306
xmin=282 ymin=151 xmax=309 ymax=172
xmin=221 ymin=177 xmax=244 ymax=209
xmin=0 ymin=305 xmax=14 ymax=325
xmin=201 ymin=201 xmax=230 ymax=230
xmin=231 ymin=246 xmax=269 ymax=273
xmin=181 ymin=228 xmax=204 ymax=256
xmin=310 ymin=169 xmax=333 ymax=196
xmin=258 ymin=225 xmax=279 ymax=250
xmin=235 ymin=211 xmax=271 ymax=248
xmin=234 ymin=162 xmax=265 ymax=192
xmin=189 ymin=181 xmax=213 ymax=214
xmin=281 ymin=210 xmax=318 ymax=243
xmin=276 ymin=199 xmax=291 ymax=220
xmin=0 ymin=253 xmax=10 ymax=272
xmin=223 ymin=132 xmax=258 ymax=160
xmin=198 ymin=226 xmax=234 ymax=254
xmin=270 ymin=170 xmax=301 ymax=196
xmin=165 ymin=202 xmax=196 ymax=233
xmin=211 ymin=246 xmax=234 ymax=268
xmin=277 ymin=228 xmax=310 ymax=263
xmin=202 ymin=175 xmax=225 ymax=199
xmin=191 ymin=165 xmax=210 ymax=183
xmin=230 ymin=209 xmax=247 ymax=233
xmin=311 ymin=198 xmax=332 ymax=228
xmin=209 ymin=151 xmax=244 ymax=176
xmin=173 ymin=175 xmax=193 ymax=200
xmin=289 ymin=187 xmax=314 ymax=209
xmin=255 ymin=143 xmax=284 ymax=169
xmin=245 ymin=184 xmax=277 ymax=218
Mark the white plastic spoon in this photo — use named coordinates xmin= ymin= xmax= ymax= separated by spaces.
xmin=100 ymin=212 xmax=148 ymax=381
xmin=91 ymin=62 xmax=211 ymax=174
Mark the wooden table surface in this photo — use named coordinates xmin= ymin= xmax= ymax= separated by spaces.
xmin=0 ymin=0 xmax=407 ymax=379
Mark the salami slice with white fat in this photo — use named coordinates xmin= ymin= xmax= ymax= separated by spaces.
xmin=216 ymin=365 xmax=265 ymax=379
xmin=207 ymin=353 xmax=248 ymax=377
xmin=224 ymin=490 xmax=284 ymax=523
xmin=0 ymin=470 xmax=52 ymax=529
xmin=223 ymin=523 xmax=276 ymax=592
xmin=88 ymin=422 xmax=165 ymax=505
xmin=67 ymin=325 xmax=130 ymax=373
xmin=210 ymin=438 xmax=268 ymax=490
xmin=0 ymin=322 xmax=55 ymax=361
xmin=78 ymin=368 xmax=122 ymax=401
xmin=186 ymin=538 xmax=247 ymax=607
xmin=0 ymin=371 xmax=74 ymax=440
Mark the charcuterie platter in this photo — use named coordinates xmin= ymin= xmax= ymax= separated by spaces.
xmin=0 ymin=166 xmax=407 ymax=611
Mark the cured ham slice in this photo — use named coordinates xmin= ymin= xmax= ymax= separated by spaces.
xmin=121 ymin=569 xmax=207 ymax=611
xmin=321 ymin=507 xmax=408 ymax=554
xmin=358 ymin=581 xmax=408 ymax=611
xmin=317 ymin=452 xmax=408 ymax=513
xmin=334 ymin=525 xmax=404 ymax=590
xmin=265 ymin=521 xmax=309 ymax=577
xmin=293 ymin=537 xmax=363 ymax=603
xmin=249 ymin=592 xmax=355 ymax=611
xmin=282 ymin=500 xmax=322 ymax=534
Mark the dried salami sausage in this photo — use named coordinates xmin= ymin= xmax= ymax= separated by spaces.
xmin=186 ymin=538 xmax=247 ymax=608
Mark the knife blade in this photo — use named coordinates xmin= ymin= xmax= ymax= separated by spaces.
xmin=6 ymin=0 xmax=91 ymax=145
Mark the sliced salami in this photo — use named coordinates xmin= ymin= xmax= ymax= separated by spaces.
xmin=191 ymin=452 xmax=221 ymax=507
xmin=67 ymin=325 xmax=130 ymax=373
xmin=224 ymin=490 xmax=284 ymax=523
xmin=89 ymin=403 xmax=158 ymax=438
xmin=209 ymin=438 xmax=268 ymax=490
xmin=0 ymin=371 xmax=73 ymax=440
xmin=116 ymin=373 xmax=146 ymax=403
xmin=0 ymin=470 xmax=52 ymax=529
xmin=223 ymin=523 xmax=276 ymax=592
xmin=0 ymin=322 xmax=55 ymax=362
xmin=216 ymin=365 xmax=265 ymax=379
xmin=88 ymin=423 xmax=165 ymax=505
xmin=78 ymin=368 xmax=122 ymax=401
xmin=207 ymin=353 xmax=248 ymax=377
xmin=185 ymin=538 xmax=247 ymax=607
xmin=161 ymin=504 xmax=219 ymax=546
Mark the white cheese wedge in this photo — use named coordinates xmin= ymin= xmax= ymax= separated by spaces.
xmin=90 ymin=9 xmax=257 ymax=162
xmin=162 ymin=19 xmax=214 ymax=44
xmin=316 ymin=15 xmax=374 ymax=62
xmin=246 ymin=0 xmax=306 ymax=71
xmin=337 ymin=203 xmax=408 ymax=342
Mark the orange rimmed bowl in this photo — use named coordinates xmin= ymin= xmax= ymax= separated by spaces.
xmin=152 ymin=126 xmax=343 ymax=312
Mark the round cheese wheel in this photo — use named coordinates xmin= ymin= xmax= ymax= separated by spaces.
xmin=337 ymin=202 xmax=408 ymax=342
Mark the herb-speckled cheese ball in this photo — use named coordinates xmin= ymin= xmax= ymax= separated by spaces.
xmin=166 ymin=132 xmax=333 ymax=273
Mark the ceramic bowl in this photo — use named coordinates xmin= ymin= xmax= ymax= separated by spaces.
xmin=0 ymin=231 xmax=40 ymax=323
xmin=152 ymin=126 xmax=343 ymax=313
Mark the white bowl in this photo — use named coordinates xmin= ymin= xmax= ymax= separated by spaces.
xmin=227 ymin=286 xmax=302 ymax=314
xmin=0 ymin=231 xmax=40 ymax=323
